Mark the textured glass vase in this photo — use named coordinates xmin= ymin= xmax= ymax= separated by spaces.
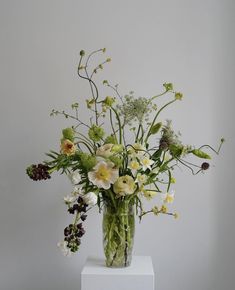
xmin=102 ymin=199 xmax=135 ymax=267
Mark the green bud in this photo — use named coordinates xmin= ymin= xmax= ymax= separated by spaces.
xmin=80 ymin=50 xmax=85 ymax=56
xmin=163 ymin=83 xmax=173 ymax=91
xmin=109 ymin=156 xmax=123 ymax=167
xmin=191 ymin=149 xmax=211 ymax=159
xmin=86 ymin=99 xmax=95 ymax=109
xmin=175 ymin=92 xmax=183 ymax=100
xmin=150 ymin=122 xmax=162 ymax=135
xmin=71 ymin=103 xmax=79 ymax=109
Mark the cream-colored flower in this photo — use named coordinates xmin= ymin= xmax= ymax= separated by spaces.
xmin=82 ymin=192 xmax=97 ymax=206
xmin=140 ymin=157 xmax=154 ymax=171
xmin=57 ymin=241 xmax=72 ymax=257
xmin=113 ymin=175 xmax=136 ymax=196
xmin=69 ymin=170 xmax=81 ymax=184
xmin=96 ymin=144 xmax=114 ymax=158
xmin=128 ymin=160 xmax=140 ymax=176
xmin=135 ymin=173 xmax=147 ymax=186
xmin=161 ymin=190 xmax=175 ymax=203
xmin=60 ymin=139 xmax=77 ymax=156
xmin=143 ymin=190 xmax=157 ymax=200
xmin=88 ymin=160 xmax=119 ymax=189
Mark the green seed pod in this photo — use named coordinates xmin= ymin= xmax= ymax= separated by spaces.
xmin=150 ymin=122 xmax=162 ymax=135
xmin=80 ymin=50 xmax=85 ymax=56
xmin=191 ymin=149 xmax=211 ymax=159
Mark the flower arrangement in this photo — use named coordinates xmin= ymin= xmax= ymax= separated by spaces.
xmin=26 ymin=48 xmax=223 ymax=267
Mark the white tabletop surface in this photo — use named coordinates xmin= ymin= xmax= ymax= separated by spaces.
xmin=81 ymin=256 xmax=154 ymax=276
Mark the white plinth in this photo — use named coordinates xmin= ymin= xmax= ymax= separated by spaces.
xmin=81 ymin=256 xmax=155 ymax=290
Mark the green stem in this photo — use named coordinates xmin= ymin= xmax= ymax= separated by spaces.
xmin=145 ymin=99 xmax=177 ymax=143
xmin=111 ymin=107 xmax=122 ymax=144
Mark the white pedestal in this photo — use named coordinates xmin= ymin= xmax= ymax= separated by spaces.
xmin=81 ymin=256 xmax=155 ymax=290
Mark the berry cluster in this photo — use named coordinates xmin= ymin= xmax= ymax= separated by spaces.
xmin=26 ymin=164 xmax=51 ymax=181
xmin=65 ymin=196 xmax=88 ymax=252
xmin=64 ymin=223 xmax=86 ymax=253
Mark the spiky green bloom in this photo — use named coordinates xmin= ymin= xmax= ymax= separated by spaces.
xmin=104 ymin=135 xmax=117 ymax=144
xmin=88 ymin=125 xmax=105 ymax=142
xmin=62 ymin=128 xmax=75 ymax=142
xmin=111 ymin=144 xmax=123 ymax=153
xmin=80 ymin=152 xmax=97 ymax=170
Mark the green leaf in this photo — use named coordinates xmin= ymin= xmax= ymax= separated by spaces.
xmin=191 ymin=149 xmax=211 ymax=159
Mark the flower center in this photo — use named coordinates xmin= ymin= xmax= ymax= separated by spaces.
xmin=95 ymin=165 xmax=111 ymax=181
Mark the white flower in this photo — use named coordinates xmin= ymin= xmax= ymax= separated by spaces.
xmin=140 ymin=157 xmax=154 ymax=171
xmin=128 ymin=143 xmax=146 ymax=157
xmin=71 ymin=186 xmax=81 ymax=196
xmin=128 ymin=159 xmax=141 ymax=176
xmin=88 ymin=160 xmax=119 ymax=189
xmin=135 ymin=173 xmax=148 ymax=186
xmin=143 ymin=190 xmax=157 ymax=200
xmin=57 ymin=241 xmax=72 ymax=257
xmin=161 ymin=190 xmax=175 ymax=204
xmin=63 ymin=195 xmax=77 ymax=204
xmin=82 ymin=191 xmax=98 ymax=206
xmin=69 ymin=170 xmax=81 ymax=185
xmin=96 ymin=144 xmax=114 ymax=158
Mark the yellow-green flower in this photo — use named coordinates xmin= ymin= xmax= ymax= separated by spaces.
xmin=175 ymin=92 xmax=183 ymax=100
xmin=60 ymin=139 xmax=77 ymax=156
xmin=113 ymin=175 xmax=136 ymax=196
xmin=143 ymin=190 xmax=157 ymax=200
xmin=161 ymin=190 xmax=175 ymax=203
xmin=103 ymin=96 xmax=115 ymax=107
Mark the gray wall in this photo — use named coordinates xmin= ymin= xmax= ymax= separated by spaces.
xmin=0 ymin=1 xmax=234 ymax=290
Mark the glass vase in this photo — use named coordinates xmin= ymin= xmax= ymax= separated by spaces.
xmin=102 ymin=199 xmax=135 ymax=267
